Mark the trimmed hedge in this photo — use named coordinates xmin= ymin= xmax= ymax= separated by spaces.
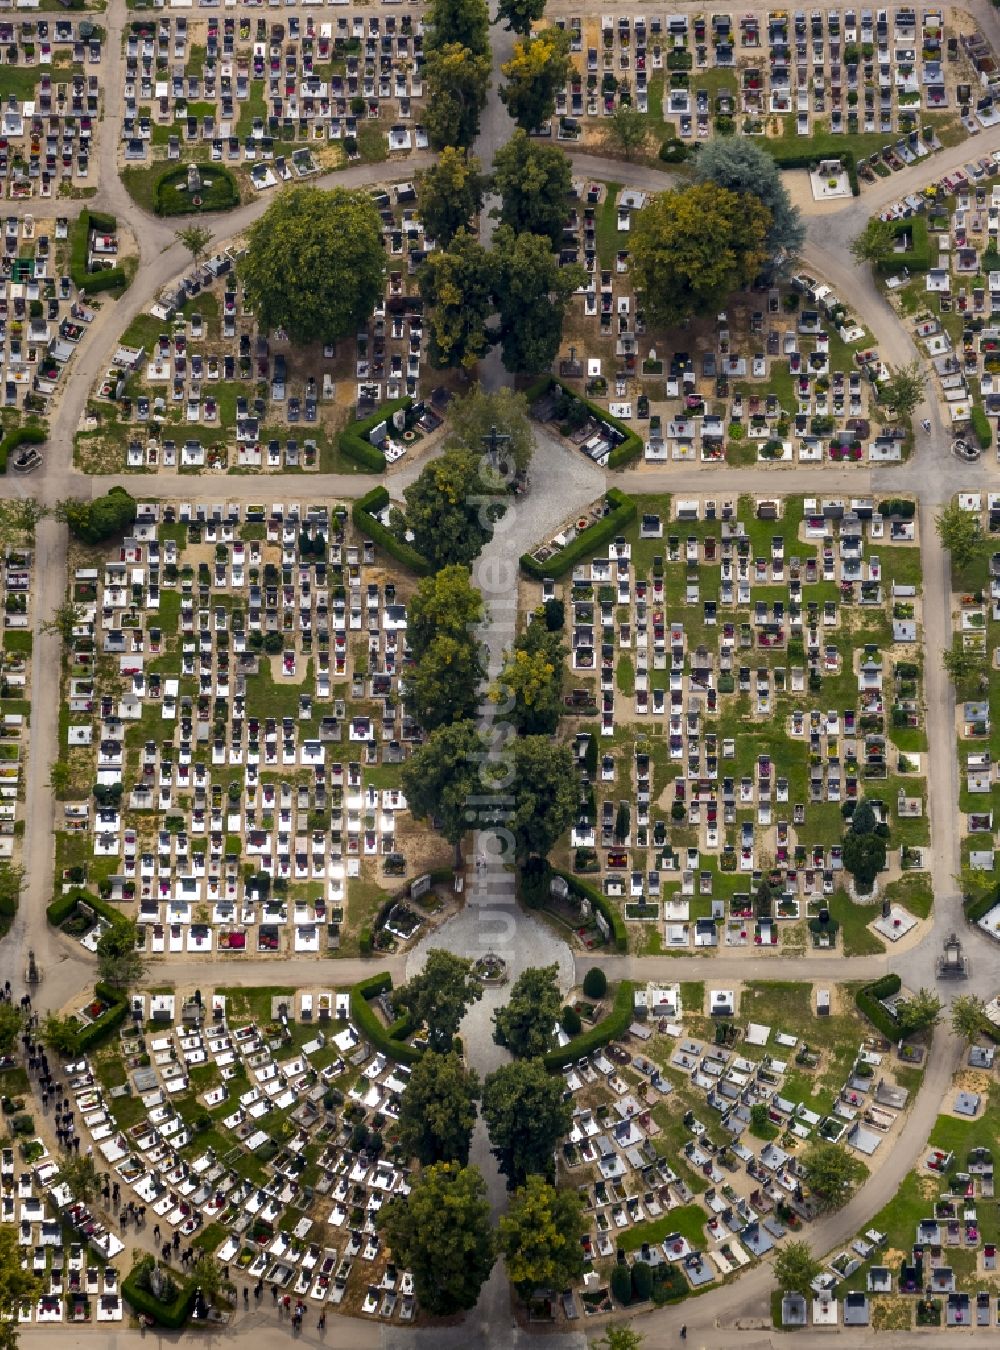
xmin=75 ymin=982 xmax=129 ymax=1053
xmin=122 ymin=1258 xmax=195 ymax=1329
xmin=854 ymin=973 xmax=902 ymax=1040
xmin=350 ymin=972 xmax=422 ymax=1065
xmin=543 ymin=980 xmax=633 ymax=1070
xmin=767 ymin=147 xmax=860 ymax=196
xmin=351 ymin=487 xmax=433 ymax=577
xmin=69 ymin=210 xmax=130 ymax=294
xmin=153 ymin=164 xmax=239 ymax=217
xmin=965 ymin=884 xmax=1000 ymax=924
xmin=520 ymin=489 xmax=638 ymax=581
xmin=876 ymin=217 xmax=931 ymax=276
xmin=525 ymin=374 xmax=643 ymax=469
xmin=47 ymin=886 xmax=125 ymax=933
xmin=971 ymin=404 xmax=993 ymax=451
xmin=0 ymin=422 xmax=45 ymax=474
xmin=549 ymin=867 xmax=627 ymax=952
xmin=339 ymin=398 xmax=411 ymax=470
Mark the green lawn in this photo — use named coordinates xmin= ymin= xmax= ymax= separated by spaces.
xmin=595 ymin=182 xmax=623 ymax=271
xmin=0 ymin=64 xmax=40 ymax=102
xmin=620 ymin=1203 xmax=707 ymax=1252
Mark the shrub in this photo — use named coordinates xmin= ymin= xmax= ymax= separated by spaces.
xmin=351 ymin=487 xmax=433 ymax=577
xmin=12 ymin=1113 xmax=33 ymax=1135
xmin=0 ymin=422 xmax=46 ymax=475
xmin=582 ymin=967 xmax=607 ymax=999
xmin=561 ymin=1005 xmax=582 ymax=1036
xmin=631 ymin=1261 xmax=653 ymax=1302
xmin=611 ymin=1264 xmax=632 ymax=1305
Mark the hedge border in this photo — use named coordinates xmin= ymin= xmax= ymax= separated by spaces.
xmin=152 ymin=164 xmax=240 ymax=218
xmin=350 ymin=972 xmax=422 ymax=1065
xmin=339 ymin=398 xmax=411 ymax=471
xmin=122 ymin=1258 xmax=195 ymax=1329
xmin=69 ymin=210 xmax=129 ymax=294
xmin=854 ymin=973 xmax=902 ymax=1040
xmin=971 ymin=403 xmax=993 ymax=451
xmin=767 ymin=148 xmax=860 ymax=196
xmin=543 ymin=980 xmax=633 ymax=1070
xmin=47 ymin=885 xmax=126 ymax=933
xmin=352 ymin=487 xmax=433 ymax=577
xmin=876 ymin=217 xmax=931 ymax=276
xmin=75 ymin=982 xmax=129 ymax=1053
xmin=525 ymin=374 xmax=643 ymax=469
xmin=519 ymin=488 xmax=638 ymax=581
xmin=549 ymin=867 xmax=627 ymax=952
xmin=0 ymin=422 xmax=45 ymax=474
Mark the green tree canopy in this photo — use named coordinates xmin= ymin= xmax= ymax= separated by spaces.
xmin=398 ymin=447 xmax=505 ymax=569
xmin=801 ymin=1141 xmax=866 ymax=1211
xmin=392 ymin=949 xmax=483 ymax=1051
xmin=400 ymin=720 xmax=487 ymax=848
xmin=482 ymin=1057 xmax=573 ymax=1185
xmin=40 ymin=1013 xmax=79 ymax=1056
xmin=239 ymin=187 xmax=385 ymax=343
xmin=492 ymin=130 xmax=574 ymax=249
xmin=493 ymin=618 xmax=565 ymax=734
xmin=878 ymin=361 xmax=924 ymax=423
xmin=57 ymin=1153 xmax=100 ymax=1204
xmin=773 ymin=1239 xmax=822 ymax=1295
xmin=445 ymin=385 xmax=534 ymax=475
xmin=942 ymin=636 xmax=987 ymax=689
xmin=502 ymin=736 xmax=577 ymax=859
xmin=96 ymin=919 xmax=146 ymax=992
xmin=951 ymin=994 xmax=991 ymax=1043
xmin=418 ymin=148 xmax=485 ymax=246
xmin=630 ymin=182 xmax=771 ymax=327
xmin=419 ymin=229 xmax=497 ymax=370
xmin=380 ymin=1163 xmax=494 ymax=1314
xmin=842 ymin=830 xmax=886 ymax=893
xmin=849 ymin=217 xmax=897 ymax=267
xmin=694 ymin=137 xmax=804 ymax=265
xmin=493 ymin=964 xmax=562 ymax=1058
xmin=425 ymin=0 xmax=490 ymax=56
xmin=175 ymin=224 xmax=213 ymax=267
xmin=396 ymin=1050 xmax=481 ymax=1166
xmin=495 ymin=0 xmax=546 ymax=34
xmin=408 ymin=565 xmax=485 ymax=663
xmin=499 ymin=27 xmax=572 ymax=131
xmin=0 ymin=1221 xmax=43 ymax=1350
xmin=424 ymin=43 xmax=491 ymax=149
xmin=590 ymin=1327 xmax=645 ymax=1350
xmin=896 ymin=988 xmax=943 ymax=1037
xmin=498 ymin=1176 xmax=584 ymax=1295
xmin=936 ymin=500 xmax=984 ymax=570
xmin=493 ymin=225 xmax=585 ymax=374
xmin=405 ymin=632 xmax=484 ymax=731
xmin=58 ymin=488 xmax=137 ymax=545
xmin=603 ymin=104 xmax=649 ymax=161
